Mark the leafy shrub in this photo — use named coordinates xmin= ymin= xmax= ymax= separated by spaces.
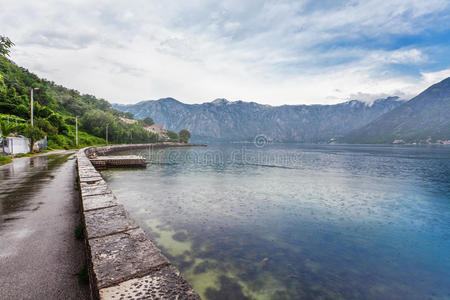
xmin=0 ymin=102 xmax=15 ymax=113
xmin=12 ymin=104 xmax=29 ymax=119
xmin=35 ymin=104 xmax=53 ymax=118
xmin=167 ymin=130 xmax=179 ymax=141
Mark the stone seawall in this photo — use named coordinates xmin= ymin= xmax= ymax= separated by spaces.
xmin=85 ymin=143 xmax=206 ymax=158
xmin=76 ymin=145 xmax=201 ymax=300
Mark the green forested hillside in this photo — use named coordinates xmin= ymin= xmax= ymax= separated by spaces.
xmin=0 ymin=51 xmax=158 ymax=150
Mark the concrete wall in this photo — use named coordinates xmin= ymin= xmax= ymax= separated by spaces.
xmin=2 ymin=136 xmax=47 ymax=154
xmin=76 ymin=146 xmax=200 ymax=300
xmin=3 ymin=136 xmax=29 ymax=154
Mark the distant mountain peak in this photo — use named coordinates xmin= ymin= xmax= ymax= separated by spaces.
xmin=343 ymin=77 xmax=450 ymax=144
xmin=158 ymin=97 xmax=182 ymax=104
xmin=437 ymin=76 xmax=450 ymax=85
xmin=346 ymin=100 xmax=363 ymax=106
xmin=211 ymin=98 xmax=229 ymax=105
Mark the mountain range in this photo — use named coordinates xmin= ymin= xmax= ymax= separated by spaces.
xmin=113 ymin=77 xmax=450 ymax=144
xmin=343 ymin=77 xmax=450 ymax=144
xmin=114 ymin=97 xmax=404 ymax=143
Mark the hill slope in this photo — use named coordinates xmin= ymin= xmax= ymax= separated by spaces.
xmin=343 ymin=77 xmax=450 ymax=144
xmin=0 ymin=55 xmax=158 ymax=148
xmin=114 ymin=97 xmax=404 ymax=143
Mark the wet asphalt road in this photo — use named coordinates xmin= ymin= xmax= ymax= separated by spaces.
xmin=0 ymin=152 xmax=89 ymax=299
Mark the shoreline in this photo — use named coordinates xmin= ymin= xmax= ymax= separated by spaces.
xmin=85 ymin=142 xmax=206 ymax=157
xmin=76 ymin=143 xmax=201 ymax=299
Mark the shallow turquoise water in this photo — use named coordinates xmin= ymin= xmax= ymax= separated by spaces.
xmin=102 ymin=144 xmax=450 ymax=299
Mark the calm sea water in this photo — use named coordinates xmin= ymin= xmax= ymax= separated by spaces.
xmin=102 ymin=144 xmax=450 ymax=299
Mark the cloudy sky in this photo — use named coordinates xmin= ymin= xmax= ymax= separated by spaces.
xmin=1 ymin=0 xmax=450 ymax=105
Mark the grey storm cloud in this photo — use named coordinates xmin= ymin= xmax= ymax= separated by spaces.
xmin=1 ymin=0 xmax=450 ymax=105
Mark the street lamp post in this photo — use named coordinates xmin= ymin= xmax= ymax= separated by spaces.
xmin=75 ymin=116 xmax=78 ymax=147
xmin=30 ymin=88 xmax=40 ymax=127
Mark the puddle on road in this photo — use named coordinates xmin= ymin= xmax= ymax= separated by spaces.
xmin=0 ymin=153 xmax=72 ymax=229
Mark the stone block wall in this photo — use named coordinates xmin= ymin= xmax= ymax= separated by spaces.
xmin=76 ymin=147 xmax=200 ymax=300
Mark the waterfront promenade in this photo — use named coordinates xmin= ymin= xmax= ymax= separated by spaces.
xmin=0 ymin=152 xmax=89 ymax=299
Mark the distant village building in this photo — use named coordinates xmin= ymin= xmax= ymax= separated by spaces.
xmin=119 ymin=117 xmax=169 ymax=140
xmin=119 ymin=117 xmax=138 ymax=124
xmin=144 ymin=124 xmax=168 ymax=140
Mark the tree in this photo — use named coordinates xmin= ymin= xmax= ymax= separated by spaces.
xmin=22 ymin=125 xmax=45 ymax=153
xmin=167 ymin=130 xmax=178 ymax=142
xmin=0 ymin=36 xmax=14 ymax=57
xmin=124 ymin=112 xmax=134 ymax=119
xmin=143 ymin=117 xmax=154 ymax=126
xmin=179 ymin=129 xmax=191 ymax=143
xmin=35 ymin=118 xmax=57 ymax=135
xmin=0 ymin=120 xmax=21 ymax=138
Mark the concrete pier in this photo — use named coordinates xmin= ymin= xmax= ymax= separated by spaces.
xmin=77 ymin=146 xmax=200 ymax=300
xmin=90 ymin=155 xmax=146 ymax=169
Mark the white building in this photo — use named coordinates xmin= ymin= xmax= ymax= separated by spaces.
xmin=2 ymin=136 xmax=30 ymax=154
xmin=1 ymin=136 xmax=47 ymax=155
xmin=119 ymin=117 xmax=137 ymax=124
xmin=144 ymin=124 xmax=168 ymax=140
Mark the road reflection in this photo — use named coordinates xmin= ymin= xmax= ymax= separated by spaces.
xmin=0 ymin=154 xmax=71 ymax=229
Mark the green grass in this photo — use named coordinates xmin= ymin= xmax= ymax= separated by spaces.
xmin=0 ymin=156 xmax=12 ymax=165
xmin=13 ymin=153 xmax=32 ymax=158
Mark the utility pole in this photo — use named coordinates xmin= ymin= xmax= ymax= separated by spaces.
xmin=30 ymin=88 xmax=39 ymax=127
xmin=106 ymin=124 xmax=109 ymax=145
xmin=75 ymin=116 xmax=78 ymax=147
xmin=30 ymin=89 xmax=34 ymax=127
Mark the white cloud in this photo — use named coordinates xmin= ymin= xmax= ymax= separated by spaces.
xmin=368 ymin=49 xmax=427 ymax=64
xmin=1 ymin=0 xmax=449 ymax=105
xmin=421 ymin=68 xmax=450 ymax=86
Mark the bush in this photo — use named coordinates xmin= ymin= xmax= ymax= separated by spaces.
xmin=35 ymin=104 xmax=53 ymax=118
xmin=35 ymin=118 xmax=57 ymax=135
xmin=12 ymin=104 xmax=29 ymax=119
xmin=167 ymin=130 xmax=179 ymax=142
xmin=0 ymin=102 xmax=15 ymax=114
xmin=48 ymin=134 xmax=71 ymax=149
xmin=47 ymin=113 xmax=68 ymax=134
xmin=65 ymin=116 xmax=76 ymax=125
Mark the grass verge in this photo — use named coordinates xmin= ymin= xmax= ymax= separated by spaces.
xmin=0 ymin=156 xmax=12 ymax=166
